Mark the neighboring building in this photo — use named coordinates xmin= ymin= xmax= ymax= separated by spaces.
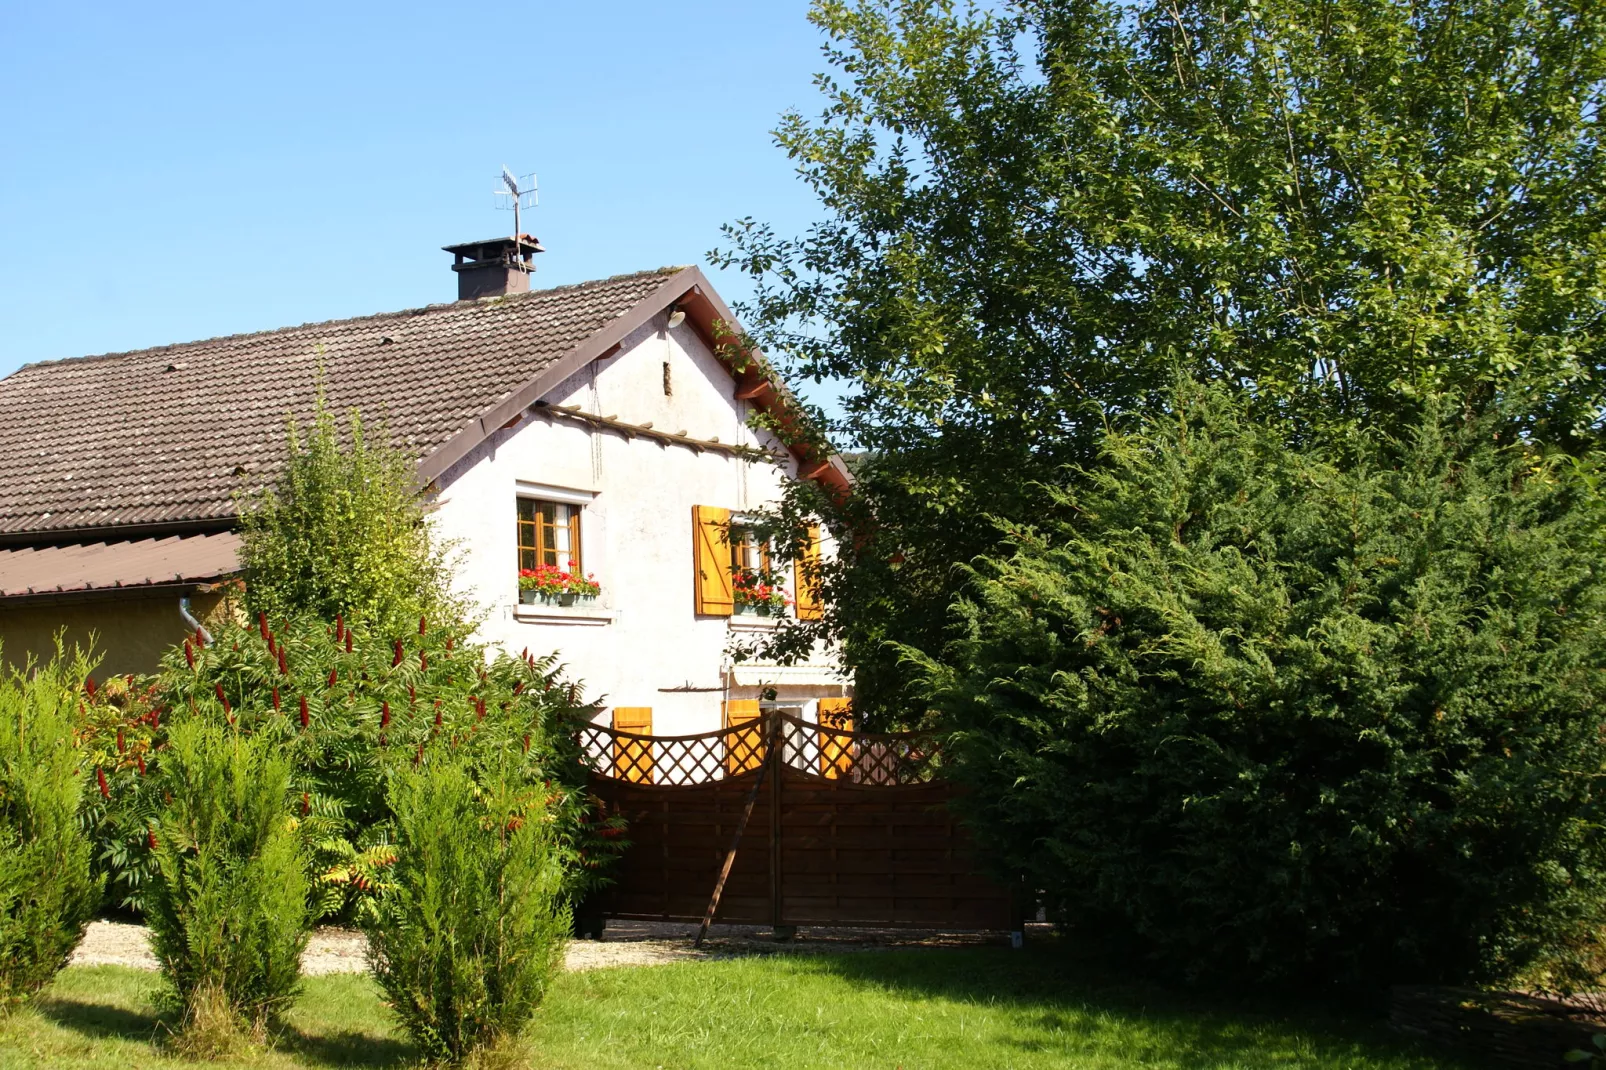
xmin=0 ymin=238 xmax=851 ymax=734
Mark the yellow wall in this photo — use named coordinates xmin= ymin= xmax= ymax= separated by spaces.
xmin=0 ymin=591 xmax=229 ymax=677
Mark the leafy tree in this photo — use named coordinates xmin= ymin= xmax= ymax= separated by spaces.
xmin=717 ymin=0 xmax=1606 ymax=717
xmin=911 ymin=382 xmax=1606 ymax=986
xmin=237 ymin=392 xmax=463 ymax=638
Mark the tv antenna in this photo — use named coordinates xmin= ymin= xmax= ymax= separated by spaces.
xmin=494 ymin=167 xmax=538 ymax=242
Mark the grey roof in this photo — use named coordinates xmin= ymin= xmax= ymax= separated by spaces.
xmin=0 ymin=268 xmax=682 ymax=537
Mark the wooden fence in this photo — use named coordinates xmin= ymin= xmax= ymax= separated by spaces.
xmin=580 ymin=710 xmax=1018 ymax=931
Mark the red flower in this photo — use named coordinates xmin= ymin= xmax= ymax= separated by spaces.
xmin=278 ymin=646 xmax=289 ymax=675
xmin=184 ymin=640 xmax=195 ymax=669
xmin=272 ymin=687 xmax=281 ymax=712
xmin=148 ymin=827 xmax=158 ymax=850
xmin=214 ymin=683 xmax=230 ymax=715
xmin=258 ymin=611 xmax=270 ymax=641
xmin=194 ymin=626 xmax=206 ymax=649
xmin=301 ymin=792 xmax=310 ymax=816
xmin=136 ymin=754 xmax=146 ymax=776
xmin=335 ymin=613 xmax=344 ymax=641
xmin=392 ymin=639 xmax=404 ymax=667
xmin=327 ymin=668 xmax=338 ymax=688
xmin=381 ymin=701 xmax=391 ymax=728
xmin=96 ymin=768 xmax=109 ymax=799
xmin=85 ymin=676 xmax=97 ymax=699
xmin=419 ymin=615 xmax=427 ymax=636
xmin=408 ymin=684 xmax=416 ymax=704
xmin=300 ymin=696 xmax=310 ymax=728
xmin=419 ymin=650 xmax=428 ymax=671
xmin=345 ymin=631 xmax=354 ymax=654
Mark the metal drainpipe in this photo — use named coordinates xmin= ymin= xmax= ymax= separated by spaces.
xmin=178 ymin=596 xmax=212 ymax=646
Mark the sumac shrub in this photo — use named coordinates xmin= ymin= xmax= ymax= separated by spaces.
xmin=145 ymin=720 xmax=309 ymax=1047
xmin=916 ymin=385 xmax=1606 ymax=987
xmin=91 ymin=612 xmax=621 ymax=922
xmin=0 ymin=648 xmax=102 ymax=1010
xmin=365 ymin=755 xmax=570 ymax=1065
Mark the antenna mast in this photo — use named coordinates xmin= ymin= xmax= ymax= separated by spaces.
xmin=496 ymin=167 xmax=538 ymax=243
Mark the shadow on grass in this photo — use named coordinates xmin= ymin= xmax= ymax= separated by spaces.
xmin=34 ymin=995 xmax=167 ymax=1044
xmin=805 ymin=946 xmax=1472 ymax=1069
xmin=276 ymin=1028 xmax=415 ymax=1069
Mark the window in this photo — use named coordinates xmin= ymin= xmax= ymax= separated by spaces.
xmin=728 ymin=525 xmax=770 ymax=578
xmin=518 ymin=498 xmax=582 ymax=571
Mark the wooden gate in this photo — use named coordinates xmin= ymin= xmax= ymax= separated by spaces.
xmin=580 ymin=711 xmax=1016 ymax=930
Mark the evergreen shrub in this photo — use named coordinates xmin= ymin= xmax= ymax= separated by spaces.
xmin=365 ymin=756 xmax=571 ymax=1066
xmin=916 ymin=384 xmax=1606 ymax=987
xmin=0 ymin=648 xmax=102 ymax=1010
xmin=145 ymin=720 xmax=309 ymax=1048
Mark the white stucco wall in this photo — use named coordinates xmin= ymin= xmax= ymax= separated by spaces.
xmin=430 ymin=310 xmax=845 ymax=737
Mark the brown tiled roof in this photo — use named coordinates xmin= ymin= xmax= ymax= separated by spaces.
xmin=0 ymin=532 xmax=242 ymax=599
xmin=0 ymin=268 xmax=685 ymax=538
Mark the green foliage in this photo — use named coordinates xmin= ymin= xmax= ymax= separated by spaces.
xmin=0 ymin=647 xmax=102 ymax=1011
xmin=237 ymin=391 xmax=463 ymax=638
xmin=717 ymin=0 xmax=1606 ymax=718
xmin=365 ymin=756 xmax=570 ymax=1066
xmin=84 ymin=611 xmax=620 ymax=923
xmin=144 ymin=720 xmax=308 ymax=1040
xmin=913 ymin=383 xmax=1606 ymax=986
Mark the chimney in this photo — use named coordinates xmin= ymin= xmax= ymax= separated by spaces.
xmin=442 ymin=235 xmax=544 ymax=300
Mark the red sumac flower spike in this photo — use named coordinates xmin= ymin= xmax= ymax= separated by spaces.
xmin=414 ymin=742 xmax=424 ymax=765
xmin=345 ymin=632 xmax=353 ymax=654
xmin=419 ymin=651 xmax=428 ymax=671
xmin=434 ymin=709 xmax=442 ymax=727
xmin=116 ymin=729 xmax=125 ymax=753
xmin=272 ymin=687 xmax=281 ymax=712
xmin=302 ymin=792 xmax=310 ymax=816
xmin=96 ymin=768 xmax=109 ymax=799
xmin=278 ymin=647 xmax=288 ymax=675
xmin=392 ymin=640 xmax=404 ymax=668
xmin=300 ymin=696 xmax=310 ymax=728
xmin=195 ymin=626 xmax=206 ymax=648
xmin=214 ymin=682 xmax=227 ymax=706
xmin=85 ymin=676 xmax=97 ymax=699
xmin=381 ymin=701 xmax=391 ymax=728
xmin=408 ymin=684 xmax=416 ymax=704
xmin=184 ymin=640 xmax=195 ymax=669
xmin=512 ymin=681 xmax=524 ymax=695
xmin=328 ymin=668 xmax=338 ymax=688
xmin=148 ymin=827 xmax=158 ymax=850
xmin=268 ymin=633 xmax=277 ymax=657
xmin=336 ymin=613 xmax=344 ymax=639
xmin=419 ymin=615 xmax=427 ymax=635
xmin=521 ymin=647 xmax=529 ymax=660
xmin=522 ymin=733 xmax=531 ymax=752
xmin=258 ymin=611 xmax=270 ymax=641
xmin=137 ymin=754 xmax=146 ymax=776
xmin=446 ymin=637 xmax=454 ymax=651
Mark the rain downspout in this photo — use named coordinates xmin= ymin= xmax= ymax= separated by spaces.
xmin=178 ymin=596 xmax=212 ymax=645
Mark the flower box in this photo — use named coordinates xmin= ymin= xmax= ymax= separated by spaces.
xmin=733 ymin=601 xmax=779 ymax=617
xmin=520 ymin=590 xmax=597 ymax=608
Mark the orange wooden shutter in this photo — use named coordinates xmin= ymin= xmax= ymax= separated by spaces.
xmin=611 ymin=707 xmax=653 ymax=784
xmin=794 ymin=524 xmax=823 ymax=621
xmin=817 ymin=697 xmax=854 ymax=779
xmin=693 ymin=505 xmax=734 ymax=616
xmin=722 ymin=699 xmax=763 ymax=776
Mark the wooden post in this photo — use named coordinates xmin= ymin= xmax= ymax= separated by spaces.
xmin=769 ymin=710 xmax=793 ymax=941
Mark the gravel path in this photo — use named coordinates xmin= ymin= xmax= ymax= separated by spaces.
xmin=70 ymin=919 xmax=1020 ymax=975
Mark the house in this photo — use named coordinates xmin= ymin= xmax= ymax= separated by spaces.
xmin=0 ymin=237 xmax=852 ymax=736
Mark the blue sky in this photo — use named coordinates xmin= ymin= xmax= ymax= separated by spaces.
xmin=0 ymin=1 xmax=830 ymax=392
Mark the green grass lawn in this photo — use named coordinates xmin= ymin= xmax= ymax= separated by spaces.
xmin=0 ymin=950 xmax=1476 ymax=1070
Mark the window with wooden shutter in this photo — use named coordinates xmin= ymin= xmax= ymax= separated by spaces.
xmin=794 ymin=524 xmax=824 ymax=621
xmin=692 ymin=505 xmax=733 ymax=616
xmin=611 ymin=707 xmax=653 ymax=784
xmin=722 ymin=699 xmax=762 ymax=775
xmin=817 ymin=697 xmax=854 ymax=779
